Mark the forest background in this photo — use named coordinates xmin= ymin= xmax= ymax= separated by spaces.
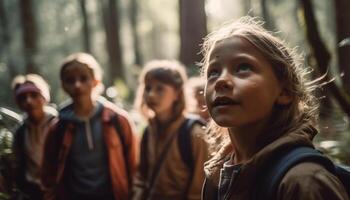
xmin=1 ymin=0 xmax=350 ymax=163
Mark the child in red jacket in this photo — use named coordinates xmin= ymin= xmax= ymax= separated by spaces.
xmin=41 ymin=53 xmax=138 ymax=200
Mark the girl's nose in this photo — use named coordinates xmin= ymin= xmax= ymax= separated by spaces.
xmin=24 ymin=95 xmax=33 ymax=104
xmin=147 ymin=89 xmax=157 ymax=99
xmin=74 ymin=80 xmax=82 ymax=88
xmin=214 ymin=69 xmax=234 ymax=91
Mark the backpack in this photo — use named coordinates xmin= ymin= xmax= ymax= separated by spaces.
xmin=140 ymin=116 xmax=206 ymax=200
xmin=177 ymin=116 xmax=206 ymax=172
xmin=54 ymin=114 xmax=131 ymax=186
xmin=141 ymin=116 xmax=206 ymax=174
xmin=256 ymin=146 xmax=350 ymax=200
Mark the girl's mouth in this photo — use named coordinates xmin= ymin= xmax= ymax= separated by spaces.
xmin=212 ymin=96 xmax=239 ymax=107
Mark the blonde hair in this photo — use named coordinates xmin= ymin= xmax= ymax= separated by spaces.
xmin=187 ymin=76 xmax=207 ymax=115
xmin=201 ymin=16 xmax=319 ymax=148
xmin=60 ymin=52 xmax=104 ymax=95
xmin=12 ymin=73 xmax=51 ymax=102
xmin=134 ymin=60 xmax=188 ymax=120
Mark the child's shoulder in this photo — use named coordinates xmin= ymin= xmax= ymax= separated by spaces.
xmin=97 ymin=97 xmax=130 ymax=120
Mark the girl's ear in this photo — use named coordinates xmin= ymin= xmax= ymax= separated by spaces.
xmin=276 ymin=89 xmax=293 ymax=105
xmin=93 ymin=79 xmax=99 ymax=87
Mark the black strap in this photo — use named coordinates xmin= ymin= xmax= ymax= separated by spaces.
xmin=256 ymin=146 xmax=335 ymax=200
xmin=111 ymin=114 xmax=132 ymax=190
xmin=177 ymin=117 xmax=206 ymax=174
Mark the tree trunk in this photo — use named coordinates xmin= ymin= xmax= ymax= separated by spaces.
xmin=335 ymin=0 xmax=350 ymax=94
xmin=243 ymin=0 xmax=252 ymax=15
xmin=300 ymin=0 xmax=350 ymax=117
xmin=19 ymin=0 xmax=38 ymax=73
xmin=130 ymin=0 xmax=142 ymax=66
xmin=79 ymin=0 xmax=91 ymax=53
xmin=261 ymin=0 xmax=275 ymax=31
xmin=0 ymin=0 xmax=16 ymax=78
xmin=101 ymin=0 xmax=123 ymax=86
xmin=179 ymin=0 xmax=207 ymax=68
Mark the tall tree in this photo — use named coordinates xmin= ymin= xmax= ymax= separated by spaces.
xmin=101 ymin=0 xmax=123 ymax=86
xmin=129 ymin=0 xmax=142 ymax=66
xmin=300 ymin=0 xmax=350 ymax=117
xmin=0 ymin=0 xmax=16 ymax=78
xmin=243 ymin=0 xmax=252 ymax=15
xmin=335 ymin=0 xmax=350 ymax=94
xmin=79 ymin=0 xmax=91 ymax=53
xmin=19 ymin=0 xmax=38 ymax=73
xmin=261 ymin=0 xmax=276 ymax=31
xmin=179 ymin=0 xmax=207 ymax=68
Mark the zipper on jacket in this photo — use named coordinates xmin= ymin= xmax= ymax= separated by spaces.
xmin=85 ymin=119 xmax=94 ymax=150
xmin=223 ymin=167 xmax=241 ymax=200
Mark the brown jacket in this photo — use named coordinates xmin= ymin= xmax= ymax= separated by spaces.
xmin=202 ymin=125 xmax=349 ymax=200
xmin=132 ymin=115 xmax=209 ymax=200
xmin=41 ymin=102 xmax=139 ymax=200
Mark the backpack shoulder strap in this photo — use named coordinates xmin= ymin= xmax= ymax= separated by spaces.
xmin=177 ymin=116 xmax=206 ymax=173
xmin=334 ymin=164 xmax=350 ymax=196
xmin=111 ymin=114 xmax=131 ymax=188
xmin=54 ymin=119 xmax=68 ymax=142
xmin=256 ymin=146 xmax=335 ymax=200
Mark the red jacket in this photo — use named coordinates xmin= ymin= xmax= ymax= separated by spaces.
xmin=41 ymin=103 xmax=139 ymax=200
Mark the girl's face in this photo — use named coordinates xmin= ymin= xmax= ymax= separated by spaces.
xmin=17 ymin=90 xmax=46 ymax=119
xmin=143 ymin=77 xmax=179 ymax=117
xmin=205 ymin=37 xmax=291 ymax=130
xmin=61 ymin=63 xmax=97 ymax=100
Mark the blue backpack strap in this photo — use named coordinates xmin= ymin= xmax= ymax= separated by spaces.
xmin=335 ymin=165 xmax=350 ymax=195
xmin=256 ymin=146 xmax=335 ymax=200
xmin=177 ymin=116 xmax=206 ymax=173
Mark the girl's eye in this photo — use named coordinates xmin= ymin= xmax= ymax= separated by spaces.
xmin=80 ymin=75 xmax=89 ymax=83
xmin=64 ymin=77 xmax=75 ymax=84
xmin=236 ymin=63 xmax=252 ymax=73
xmin=156 ymin=85 xmax=164 ymax=93
xmin=207 ymin=68 xmax=220 ymax=78
xmin=145 ymin=85 xmax=151 ymax=93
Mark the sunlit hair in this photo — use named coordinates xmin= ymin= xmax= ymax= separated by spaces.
xmin=200 ymin=16 xmax=319 ymax=148
xmin=12 ymin=73 xmax=51 ymax=102
xmin=60 ymin=52 xmax=104 ymax=95
xmin=187 ymin=76 xmax=207 ymax=115
xmin=134 ymin=60 xmax=188 ymax=120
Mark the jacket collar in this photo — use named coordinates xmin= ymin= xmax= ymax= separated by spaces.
xmin=204 ymin=124 xmax=317 ymax=191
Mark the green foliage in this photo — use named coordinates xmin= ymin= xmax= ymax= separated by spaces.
xmin=0 ymin=193 xmax=10 ymax=200
xmin=0 ymin=129 xmax=13 ymax=156
xmin=114 ymin=79 xmax=130 ymax=103
xmin=0 ymin=128 xmax=14 ymax=198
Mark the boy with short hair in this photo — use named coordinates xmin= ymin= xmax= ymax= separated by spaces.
xmin=12 ymin=74 xmax=57 ymax=200
xmin=41 ymin=53 xmax=139 ymax=200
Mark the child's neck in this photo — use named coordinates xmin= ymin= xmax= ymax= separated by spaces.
xmin=155 ymin=110 xmax=174 ymax=123
xmin=28 ymin=110 xmax=46 ymax=125
xmin=228 ymin=125 xmax=264 ymax=164
xmin=73 ymin=98 xmax=96 ymax=117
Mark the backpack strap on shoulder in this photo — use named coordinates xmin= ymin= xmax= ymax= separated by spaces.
xmin=140 ymin=127 xmax=149 ymax=178
xmin=256 ymin=146 xmax=335 ymax=200
xmin=110 ymin=114 xmax=131 ymax=189
xmin=177 ymin=116 xmax=206 ymax=173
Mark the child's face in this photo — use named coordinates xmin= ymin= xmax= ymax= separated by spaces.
xmin=205 ymin=37 xmax=290 ymax=129
xmin=61 ymin=63 xmax=97 ymax=100
xmin=143 ymin=78 xmax=179 ymax=117
xmin=17 ymin=91 xmax=46 ymax=118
